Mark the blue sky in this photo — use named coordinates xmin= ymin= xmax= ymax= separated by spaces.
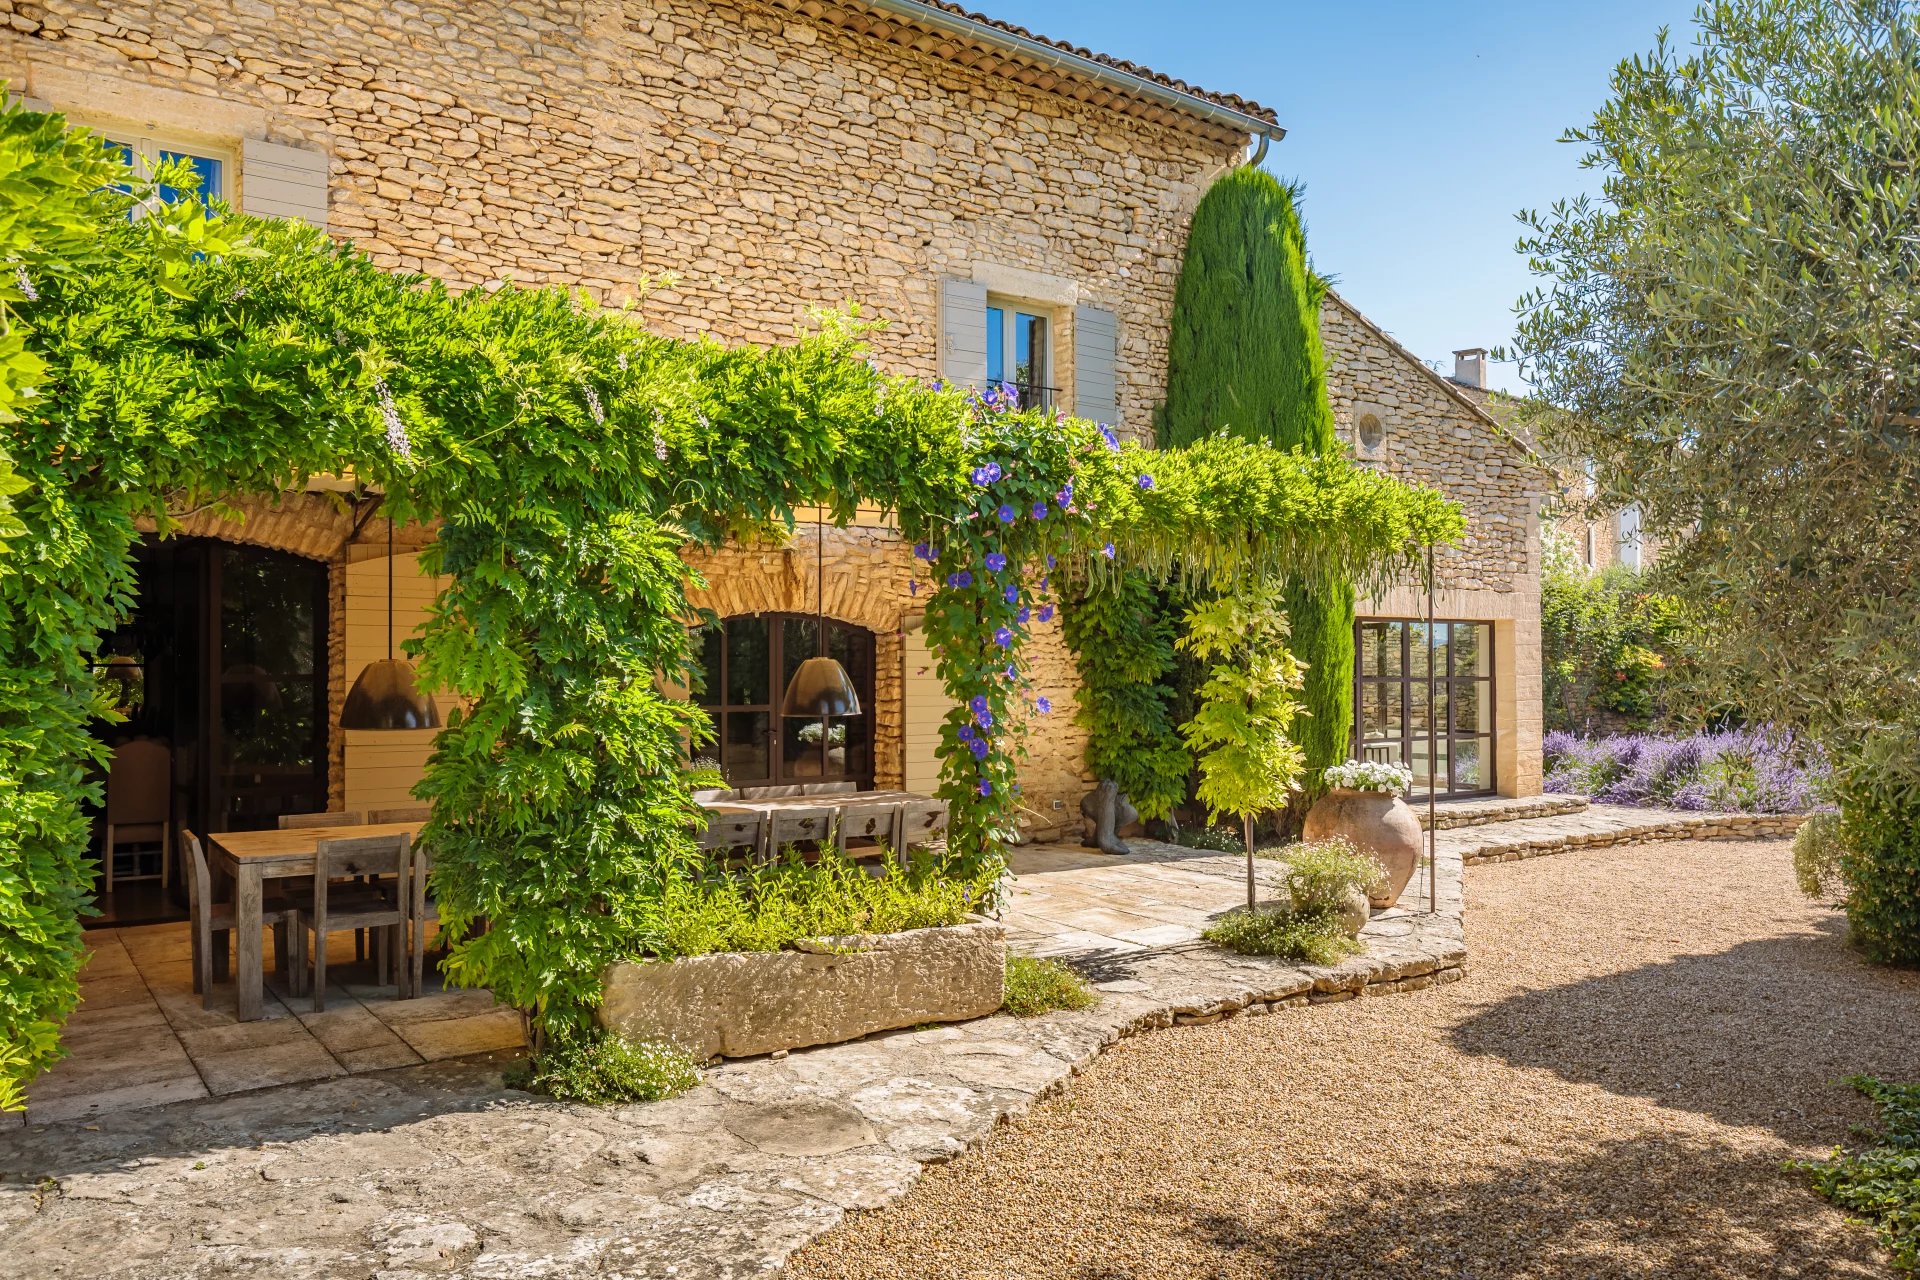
xmin=983 ymin=0 xmax=1702 ymax=393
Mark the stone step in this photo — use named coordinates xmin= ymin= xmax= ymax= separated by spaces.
xmin=1438 ymin=803 xmax=1806 ymax=866
xmin=1415 ymin=793 xmax=1589 ymax=830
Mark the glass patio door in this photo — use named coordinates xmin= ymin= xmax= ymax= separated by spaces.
xmin=693 ymin=614 xmax=876 ymax=789
xmin=1353 ymin=619 xmax=1496 ymax=797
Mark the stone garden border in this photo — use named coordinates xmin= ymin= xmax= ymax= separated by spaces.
xmin=1458 ymin=810 xmax=1808 ymax=866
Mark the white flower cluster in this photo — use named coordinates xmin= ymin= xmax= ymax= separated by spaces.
xmin=374 ymin=377 xmax=412 ymax=463
xmin=1322 ymin=759 xmax=1414 ymax=794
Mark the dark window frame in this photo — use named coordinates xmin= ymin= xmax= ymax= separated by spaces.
xmin=693 ymin=613 xmax=877 ymax=790
xmin=1352 ymin=617 xmax=1497 ymax=798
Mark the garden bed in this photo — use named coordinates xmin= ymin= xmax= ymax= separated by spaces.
xmin=597 ymin=917 xmax=1006 ymax=1059
xmin=1543 ymin=728 xmax=1826 ymax=813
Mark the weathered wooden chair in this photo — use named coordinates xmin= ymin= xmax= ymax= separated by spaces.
xmin=696 ymin=811 xmax=768 ymax=865
xmin=178 ymin=828 xmax=299 ymax=1011
xmin=894 ymin=800 xmax=952 ymax=862
xmin=765 ymin=806 xmax=836 ymax=858
xmin=835 ymin=802 xmax=902 ymax=861
xmin=294 ymin=833 xmax=412 ymax=1010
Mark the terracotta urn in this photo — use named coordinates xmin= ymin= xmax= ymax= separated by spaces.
xmin=1302 ymin=787 xmax=1423 ymax=909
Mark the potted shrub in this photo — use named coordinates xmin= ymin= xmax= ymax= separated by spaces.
xmin=1302 ymin=760 xmax=1422 ymax=908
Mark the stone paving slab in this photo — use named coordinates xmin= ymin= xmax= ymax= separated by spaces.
xmin=0 ymin=840 xmax=1465 ymax=1280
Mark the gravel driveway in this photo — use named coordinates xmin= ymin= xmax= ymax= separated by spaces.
xmin=786 ymin=838 xmax=1920 ymax=1279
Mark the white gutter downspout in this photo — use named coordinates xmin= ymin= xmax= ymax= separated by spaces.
xmin=858 ymin=0 xmax=1285 ymax=158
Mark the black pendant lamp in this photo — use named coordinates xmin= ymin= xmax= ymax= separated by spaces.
xmin=340 ymin=516 xmax=441 ymax=731
xmin=780 ymin=515 xmax=862 ymax=719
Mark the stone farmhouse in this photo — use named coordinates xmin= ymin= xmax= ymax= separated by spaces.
xmin=2 ymin=0 xmax=1549 ymax=923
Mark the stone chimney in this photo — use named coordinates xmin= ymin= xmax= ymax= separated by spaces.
xmin=1452 ymin=347 xmax=1488 ymax=389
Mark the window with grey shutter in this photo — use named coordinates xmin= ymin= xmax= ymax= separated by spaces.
xmin=939 ymin=278 xmax=988 ymax=391
xmin=1073 ymin=304 xmax=1120 ymax=428
xmin=240 ymin=138 xmax=329 ymax=230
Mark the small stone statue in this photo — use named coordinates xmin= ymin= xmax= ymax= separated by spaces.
xmin=1080 ymin=779 xmax=1138 ymax=856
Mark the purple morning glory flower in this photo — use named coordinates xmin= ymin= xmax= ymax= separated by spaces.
xmin=968 ymin=737 xmax=989 ymax=760
xmin=977 ymin=779 xmax=993 ymax=797
xmin=1057 ymin=482 xmax=1073 ymax=506
xmin=909 ymin=580 xmax=918 ymax=596
xmin=985 ymin=551 xmax=1007 ymax=573
xmin=975 ymin=709 xmax=994 ymax=730
xmin=1137 ymin=474 xmax=1155 ymax=491
xmin=1099 ymin=424 xmax=1119 ymax=451
xmin=1003 ymin=584 xmax=1019 ymax=604
xmin=1046 ymin=555 xmax=1057 ymax=569
xmin=994 ymin=626 xmax=1013 ymax=646
xmin=1004 ymin=664 xmax=1017 ymax=680
xmin=1102 ymin=542 xmax=1116 ymax=560
xmin=957 ymin=723 xmax=975 ymax=742
xmin=1031 ymin=501 xmax=1048 ymax=520
xmin=956 ymin=570 xmax=973 ymax=588
xmin=933 ymin=379 xmax=945 ymax=391
xmin=913 ymin=542 xmax=932 ymax=560
xmin=1038 ymin=603 xmax=1055 ymax=623
xmin=996 ymin=503 xmax=1016 ymax=524
xmin=969 ymin=694 xmax=989 ymax=714
xmin=971 ymin=466 xmax=991 ymax=487
xmin=986 ymin=461 xmax=1002 ymax=482
xmin=1036 ymin=696 xmax=1052 ymax=714
xmin=1016 ymin=606 xmax=1031 ymax=624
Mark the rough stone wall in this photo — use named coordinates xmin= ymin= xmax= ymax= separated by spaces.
xmin=1 ymin=0 xmax=1240 ymax=437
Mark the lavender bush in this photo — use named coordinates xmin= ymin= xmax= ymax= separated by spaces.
xmin=1543 ymin=729 xmax=1827 ymax=814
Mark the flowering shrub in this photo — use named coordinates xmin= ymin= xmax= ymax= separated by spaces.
xmin=1543 ymin=729 xmax=1826 ymax=813
xmin=1322 ymin=759 xmax=1414 ymax=794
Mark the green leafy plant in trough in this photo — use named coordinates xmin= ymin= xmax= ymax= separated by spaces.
xmin=1002 ymin=955 xmax=1095 ymax=1017
xmin=1796 ymin=1076 xmax=1920 ymax=1276
xmin=512 ymin=1026 xmax=702 ymax=1106
xmin=635 ymin=849 xmax=999 ymax=960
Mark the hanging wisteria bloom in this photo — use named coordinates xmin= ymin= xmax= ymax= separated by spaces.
xmin=374 ymin=377 xmax=412 ymax=463
xmin=1031 ymin=501 xmax=1048 ymax=521
xmin=653 ymin=432 xmax=668 ymax=462
xmin=994 ymin=626 xmax=1013 ymax=646
xmin=581 ymin=382 xmax=606 ymax=425
xmin=1038 ymin=603 xmax=1055 ymax=623
xmin=996 ymin=503 xmax=1016 ymax=524
xmin=616 ymin=351 xmax=629 ymax=371
xmin=14 ymin=266 xmax=36 ymax=302
xmin=1003 ymin=584 xmax=1019 ymax=604
xmin=1036 ymin=696 xmax=1052 ymax=714
xmin=1137 ymin=473 xmax=1155 ymax=491
xmin=984 ymin=551 xmax=1007 ymax=573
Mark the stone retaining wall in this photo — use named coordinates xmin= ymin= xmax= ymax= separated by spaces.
xmin=1461 ymin=812 xmax=1808 ymax=866
xmin=1417 ymin=794 xmax=1589 ymax=830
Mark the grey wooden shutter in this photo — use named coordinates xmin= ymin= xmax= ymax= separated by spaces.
xmin=241 ymin=138 xmax=330 ymax=230
xmin=939 ymin=278 xmax=988 ymax=391
xmin=1073 ymin=304 xmax=1120 ymax=428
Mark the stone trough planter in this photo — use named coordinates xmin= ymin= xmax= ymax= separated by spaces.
xmin=596 ymin=918 xmax=1006 ymax=1060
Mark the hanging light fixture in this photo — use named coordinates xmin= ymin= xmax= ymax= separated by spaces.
xmin=340 ymin=513 xmax=441 ymax=731
xmin=780 ymin=513 xmax=862 ymax=719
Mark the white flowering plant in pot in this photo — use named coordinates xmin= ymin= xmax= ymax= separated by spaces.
xmin=1321 ymin=759 xmax=1414 ymax=795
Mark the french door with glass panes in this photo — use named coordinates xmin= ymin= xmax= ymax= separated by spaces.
xmin=1353 ymin=619 xmax=1496 ymax=797
xmin=692 ymin=614 xmax=877 ymax=789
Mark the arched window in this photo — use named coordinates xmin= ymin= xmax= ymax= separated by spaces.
xmin=691 ymin=614 xmax=877 ymax=789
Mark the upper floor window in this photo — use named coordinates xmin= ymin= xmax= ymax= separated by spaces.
xmin=986 ymin=300 xmax=1055 ymax=409
xmin=98 ymin=131 xmax=230 ymax=207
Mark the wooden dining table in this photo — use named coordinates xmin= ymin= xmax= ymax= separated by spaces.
xmin=699 ymin=788 xmax=931 ymax=816
xmin=209 ymin=820 xmax=425 ymax=1022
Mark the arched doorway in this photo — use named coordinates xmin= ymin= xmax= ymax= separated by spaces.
xmin=692 ymin=613 xmax=877 ymax=789
xmin=89 ymin=537 xmax=331 ymax=922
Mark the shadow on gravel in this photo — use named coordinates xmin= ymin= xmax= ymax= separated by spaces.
xmin=1113 ymin=1133 xmax=1883 ymax=1280
xmin=1450 ymin=917 xmax=1920 ymax=1142
xmin=0 ymin=1052 xmax=527 ymax=1182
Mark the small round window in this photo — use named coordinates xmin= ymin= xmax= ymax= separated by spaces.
xmin=1357 ymin=412 xmax=1385 ymax=452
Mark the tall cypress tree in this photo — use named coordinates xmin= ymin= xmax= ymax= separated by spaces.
xmin=1160 ymin=168 xmax=1354 ymax=815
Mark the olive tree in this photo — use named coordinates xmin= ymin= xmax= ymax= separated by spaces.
xmin=1512 ymin=0 xmax=1920 ymax=962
